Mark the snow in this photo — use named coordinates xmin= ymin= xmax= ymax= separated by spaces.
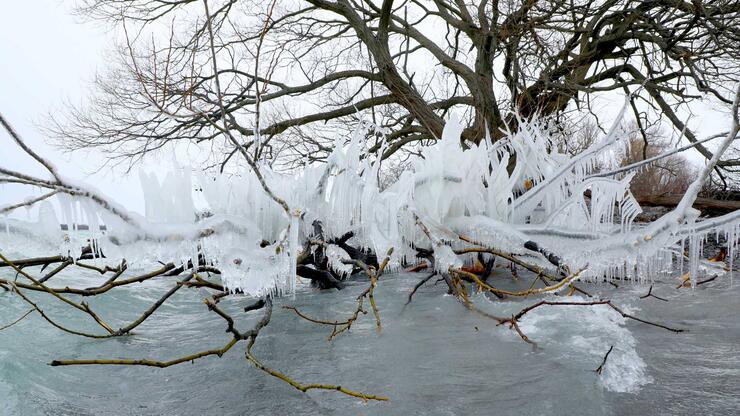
xmin=516 ymin=295 xmax=652 ymax=393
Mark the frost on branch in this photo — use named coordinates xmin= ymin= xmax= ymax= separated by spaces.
xmin=2 ymin=90 xmax=739 ymax=296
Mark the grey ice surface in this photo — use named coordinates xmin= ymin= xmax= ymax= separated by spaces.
xmin=1 ymin=264 xmax=738 ymax=416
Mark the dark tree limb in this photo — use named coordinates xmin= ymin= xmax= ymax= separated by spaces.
xmin=640 ymin=284 xmax=668 ymax=302
xmin=511 ymin=300 xmax=685 ymax=333
xmin=406 ymin=272 xmax=436 ymax=305
xmin=594 ymin=345 xmax=614 ymax=375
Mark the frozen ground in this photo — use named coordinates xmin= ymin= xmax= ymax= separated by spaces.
xmin=1 ymin=266 xmax=738 ymax=416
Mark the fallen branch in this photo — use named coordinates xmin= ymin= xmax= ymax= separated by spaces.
xmin=451 ymin=267 xmax=587 ymax=298
xmin=511 ymin=300 xmax=685 ymax=333
xmin=50 ymin=295 xmax=275 ymax=367
xmin=285 ymin=249 xmax=393 ymax=339
xmin=467 ymin=303 xmax=538 ymax=348
xmin=283 ymin=306 xmax=355 ymax=327
xmin=10 ymin=283 xmax=113 ymax=339
xmin=246 ymin=340 xmax=388 ymax=402
xmin=51 ymin=338 xmax=240 ymax=367
xmin=0 ymin=262 xmax=177 ymax=296
xmin=1 ymin=252 xmax=115 ymax=335
xmin=456 ymin=237 xmax=561 ymax=280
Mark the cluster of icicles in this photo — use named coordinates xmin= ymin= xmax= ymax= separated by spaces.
xmin=3 ymin=105 xmax=737 ymax=296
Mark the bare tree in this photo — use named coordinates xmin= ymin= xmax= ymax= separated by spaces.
xmin=50 ymin=0 xmax=740 ymax=172
xmin=622 ymin=126 xmax=697 ymax=199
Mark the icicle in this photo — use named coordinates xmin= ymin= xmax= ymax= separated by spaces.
xmin=287 ymin=212 xmax=300 ymax=296
xmin=729 ymin=224 xmax=736 ymax=286
xmin=688 ymin=232 xmax=700 ymax=288
xmin=680 ymin=237 xmax=685 ymax=279
xmin=325 ymin=244 xmax=353 ymax=277
xmin=433 ymin=245 xmax=463 ymax=273
xmin=5 ymin=102 xmax=739 ymax=298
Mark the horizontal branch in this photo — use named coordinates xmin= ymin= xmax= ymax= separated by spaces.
xmin=51 ymin=338 xmax=239 ymax=367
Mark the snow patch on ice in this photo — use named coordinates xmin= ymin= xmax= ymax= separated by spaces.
xmin=518 ymin=296 xmax=651 ymax=393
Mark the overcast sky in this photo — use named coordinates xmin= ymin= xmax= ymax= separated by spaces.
xmin=1 ymin=1 xmax=736 ymax=220
xmin=0 ymin=0 xmax=146 ymax=216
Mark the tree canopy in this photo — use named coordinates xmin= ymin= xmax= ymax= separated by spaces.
xmin=54 ymin=0 xmax=740 ymax=172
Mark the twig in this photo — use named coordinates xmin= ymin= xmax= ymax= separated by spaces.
xmin=511 ymin=300 xmax=685 ymax=333
xmin=452 ymin=267 xmax=587 ymax=297
xmin=51 ymin=338 xmax=240 ymax=367
xmin=523 ymin=273 xmax=541 ymax=298
xmin=50 ymin=295 xmax=274 ymax=367
xmin=0 ymin=252 xmax=115 ymax=334
xmin=241 ymin=298 xmax=387 ymax=401
xmin=639 ymin=284 xmax=668 ymax=301
xmin=696 ymin=275 xmax=718 ymax=286
xmin=468 ymin=302 xmax=539 ymax=348
xmin=287 ymin=249 xmax=393 ymax=339
xmin=84 ymin=261 xmax=127 ymax=290
xmin=0 ymin=255 xmax=66 ymax=268
xmin=0 ymin=113 xmax=60 ymax=181
xmin=39 ymin=259 xmax=73 ymax=283
xmin=246 ymin=298 xmax=386 ymax=402
xmin=456 ymin=238 xmax=561 ymax=280
xmin=406 ymin=272 xmax=436 ymax=305
xmin=283 ymin=306 xmax=353 ymax=326
xmin=245 ymin=343 xmax=388 ymax=402
xmin=0 ymin=308 xmax=35 ymax=331
xmin=594 ymin=345 xmax=614 ymax=375
xmin=75 ymin=261 xmax=121 ymax=275
xmin=608 ymin=301 xmax=684 ymax=332
xmin=0 ymin=263 xmax=176 ymax=296
xmin=115 ymin=273 xmax=197 ymax=335
xmin=10 ymin=283 xmax=112 ymax=339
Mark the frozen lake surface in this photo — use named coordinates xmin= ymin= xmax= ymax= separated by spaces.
xmin=1 ymin=264 xmax=739 ymax=415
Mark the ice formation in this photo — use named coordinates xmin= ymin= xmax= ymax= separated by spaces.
xmin=2 ymin=101 xmax=738 ymax=296
xmin=515 ymin=295 xmax=651 ymax=393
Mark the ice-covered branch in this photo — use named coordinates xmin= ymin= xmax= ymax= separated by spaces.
xmin=587 ymin=131 xmax=737 ymax=179
xmin=4 ymin=87 xmax=739 ymax=297
xmin=0 ymin=191 xmax=59 ymax=214
xmin=0 ymin=113 xmax=61 ymax=181
xmin=0 ymin=114 xmax=143 ymax=230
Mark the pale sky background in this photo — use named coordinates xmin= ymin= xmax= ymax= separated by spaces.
xmin=0 ymin=1 xmax=736 ymax=220
xmin=0 ymin=0 xmax=146 ymax=217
